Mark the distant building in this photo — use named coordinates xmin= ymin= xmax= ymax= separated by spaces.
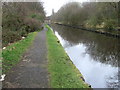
xmin=45 ymin=16 xmax=51 ymax=23
xmin=52 ymin=9 xmax=55 ymax=15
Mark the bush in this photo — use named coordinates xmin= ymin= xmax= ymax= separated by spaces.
xmin=24 ymin=17 xmax=42 ymax=32
xmin=2 ymin=29 xmax=22 ymax=47
xmin=104 ymin=19 xmax=117 ymax=30
xmin=2 ymin=2 xmax=45 ymax=47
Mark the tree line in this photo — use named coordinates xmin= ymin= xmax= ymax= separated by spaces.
xmin=51 ymin=2 xmax=119 ymax=30
xmin=2 ymin=2 xmax=45 ymax=47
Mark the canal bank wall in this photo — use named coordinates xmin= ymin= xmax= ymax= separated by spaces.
xmin=46 ymin=24 xmax=91 ymax=88
xmin=54 ymin=23 xmax=120 ymax=38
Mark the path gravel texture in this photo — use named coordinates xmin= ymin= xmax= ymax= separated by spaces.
xmin=3 ymin=28 xmax=49 ymax=88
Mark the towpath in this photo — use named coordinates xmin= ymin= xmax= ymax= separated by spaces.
xmin=3 ymin=28 xmax=49 ymax=88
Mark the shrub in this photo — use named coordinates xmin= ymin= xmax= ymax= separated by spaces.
xmin=2 ymin=2 xmax=45 ymax=47
xmin=2 ymin=29 xmax=21 ymax=47
xmin=104 ymin=19 xmax=117 ymax=30
xmin=24 ymin=17 xmax=42 ymax=32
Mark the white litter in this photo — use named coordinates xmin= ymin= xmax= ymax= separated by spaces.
xmin=23 ymin=59 xmax=28 ymax=61
xmin=23 ymin=59 xmax=30 ymax=62
xmin=0 ymin=74 xmax=6 ymax=81
xmin=3 ymin=47 xmax=6 ymax=50
xmin=22 ymin=37 xmax=25 ymax=39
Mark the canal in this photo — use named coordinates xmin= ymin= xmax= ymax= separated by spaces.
xmin=50 ymin=24 xmax=119 ymax=88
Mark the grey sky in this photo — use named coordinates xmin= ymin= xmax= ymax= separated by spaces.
xmin=41 ymin=0 xmax=89 ymax=16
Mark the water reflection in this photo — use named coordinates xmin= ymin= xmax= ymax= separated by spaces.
xmin=51 ymin=24 xmax=119 ymax=88
xmin=51 ymin=24 xmax=119 ymax=67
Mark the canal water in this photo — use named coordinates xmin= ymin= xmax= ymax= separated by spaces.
xmin=50 ymin=24 xmax=119 ymax=88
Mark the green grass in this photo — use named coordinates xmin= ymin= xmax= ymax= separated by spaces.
xmin=2 ymin=32 xmax=37 ymax=74
xmin=46 ymin=25 xmax=89 ymax=88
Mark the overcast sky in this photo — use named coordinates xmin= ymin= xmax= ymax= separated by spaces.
xmin=41 ymin=0 xmax=89 ymax=16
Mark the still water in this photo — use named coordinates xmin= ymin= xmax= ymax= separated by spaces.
xmin=50 ymin=24 xmax=119 ymax=88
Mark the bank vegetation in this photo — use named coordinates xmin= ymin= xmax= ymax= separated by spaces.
xmin=51 ymin=2 xmax=119 ymax=31
xmin=2 ymin=2 xmax=45 ymax=47
xmin=46 ymin=25 xmax=90 ymax=88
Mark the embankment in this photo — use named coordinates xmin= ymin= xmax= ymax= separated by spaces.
xmin=54 ymin=23 xmax=120 ymax=38
xmin=46 ymin=25 xmax=90 ymax=88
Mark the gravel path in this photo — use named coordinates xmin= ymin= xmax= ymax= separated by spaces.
xmin=3 ymin=28 xmax=49 ymax=88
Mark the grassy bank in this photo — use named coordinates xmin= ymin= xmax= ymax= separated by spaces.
xmin=46 ymin=25 xmax=89 ymax=88
xmin=2 ymin=32 xmax=37 ymax=74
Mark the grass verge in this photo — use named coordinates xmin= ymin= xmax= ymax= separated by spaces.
xmin=46 ymin=25 xmax=89 ymax=88
xmin=2 ymin=32 xmax=37 ymax=74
